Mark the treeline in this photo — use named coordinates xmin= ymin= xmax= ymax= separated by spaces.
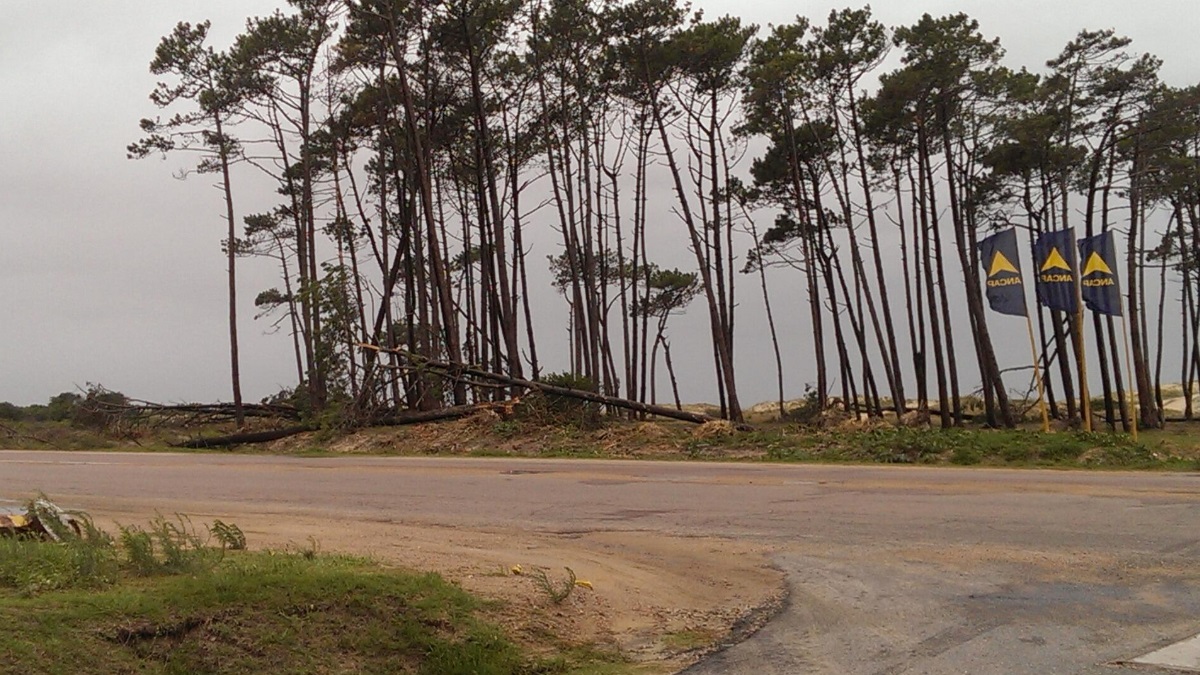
xmin=130 ymin=0 xmax=1200 ymax=428
xmin=0 ymin=394 xmax=85 ymax=424
xmin=0 ymin=390 xmax=128 ymax=426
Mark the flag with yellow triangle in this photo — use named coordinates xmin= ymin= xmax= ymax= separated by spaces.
xmin=1078 ymin=231 xmax=1122 ymax=316
xmin=1033 ymin=229 xmax=1079 ymax=313
xmin=978 ymin=228 xmax=1028 ymax=317
xmin=1040 ymin=247 xmax=1072 ymax=273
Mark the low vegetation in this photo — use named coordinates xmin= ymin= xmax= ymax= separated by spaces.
xmin=748 ymin=427 xmax=1200 ymax=468
xmin=0 ymin=506 xmax=624 ymax=675
xmin=3 ymin=388 xmax=1199 ymax=471
xmin=262 ymin=409 xmax=1200 ymax=470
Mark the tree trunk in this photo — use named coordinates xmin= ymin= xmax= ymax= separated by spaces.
xmin=212 ymin=116 xmax=244 ymax=428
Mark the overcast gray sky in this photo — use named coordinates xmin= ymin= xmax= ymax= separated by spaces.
xmin=1 ymin=1 xmax=1197 ymax=407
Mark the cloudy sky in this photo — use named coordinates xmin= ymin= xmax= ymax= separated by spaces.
xmin=1 ymin=1 xmax=1197 ymax=407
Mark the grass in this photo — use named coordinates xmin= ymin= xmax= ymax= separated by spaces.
xmin=0 ymin=511 xmax=627 ymax=675
xmin=688 ymin=425 xmax=1200 ymax=470
xmin=0 ymin=420 xmax=126 ymax=450
xmin=753 ymin=427 xmax=1200 ymax=469
xmin=662 ymin=628 xmax=718 ymax=652
xmin=7 ymin=412 xmax=1200 ymax=472
xmin=0 ymin=553 xmax=533 ymax=675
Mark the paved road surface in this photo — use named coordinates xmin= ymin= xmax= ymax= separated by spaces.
xmin=3 ymin=451 xmax=1199 ymax=674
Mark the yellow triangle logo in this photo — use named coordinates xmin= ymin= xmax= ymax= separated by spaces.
xmin=1040 ymin=247 xmax=1072 ymax=273
xmin=1082 ymin=251 xmax=1112 ymax=277
xmin=988 ymin=251 xmax=1020 ymax=277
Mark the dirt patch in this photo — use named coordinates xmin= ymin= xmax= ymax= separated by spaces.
xmin=74 ymin=498 xmax=783 ymax=671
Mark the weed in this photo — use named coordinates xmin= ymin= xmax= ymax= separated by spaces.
xmin=530 ymin=566 xmax=577 ymax=605
xmin=209 ymin=519 xmax=246 ymax=550
xmin=116 ymin=514 xmax=221 ymax=576
xmin=117 ymin=527 xmax=157 ymax=576
xmin=289 ymin=535 xmax=322 ymax=560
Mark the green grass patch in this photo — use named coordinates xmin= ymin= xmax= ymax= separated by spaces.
xmin=761 ymin=427 xmax=1200 ymax=469
xmin=661 ymin=628 xmax=717 ymax=652
xmin=0 ymin=551 xmax=537 ymax=675
xmin=0 ymin=511 xmax=623 ymax=675
xmin=0 ymin=420 xmax=124 ymax=450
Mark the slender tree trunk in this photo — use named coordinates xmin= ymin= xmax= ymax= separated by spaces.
xmin=917 ymin=128 xmax=951 ymax=426
xmin=646 ymin=85 xmax=743 ymax=422
xmin=849 ymin=88 xmax=905 ymax=415
xmin=213 ymin=117 xmax=244 ymax=428
xmin=940 ymin=123 xmax=1012 ymax=426
xmin=387 ymin=35 xmax=465 ymax=405
xmin=663 ymin=339 xmax=683 ymax=411
xmin=748 ymin=219 xmax=786 ymax=418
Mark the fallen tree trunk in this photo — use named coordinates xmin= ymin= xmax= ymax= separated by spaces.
xmin=174 ymin=426 xmax=314 ymax=449
xmin=172 ymin=403 xmax=498 ymax=449
xmin=373 ymin=404 xmax=498 ymax=427
xmin=358 ymin=344 xmax=750 ymax=429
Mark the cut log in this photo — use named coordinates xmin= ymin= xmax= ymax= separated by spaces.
xmin=358 ymin=344 xmax=751 ymax=430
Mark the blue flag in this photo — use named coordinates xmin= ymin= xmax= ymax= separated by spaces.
xmin=1034 ymin=228 xmax=1079 ymax=313
xmin=1078 ymin=231 xmax=1122 ymax=316
xmin=978 ymin=228 xmax=1028 ymax=317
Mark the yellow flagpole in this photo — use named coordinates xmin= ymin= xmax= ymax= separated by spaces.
xmin=1024 ymin=315 xmax=1051 ymax=432
xmin=1075 ymin=309 xmax=1092 ymax=432
xmin=1119 ymin=295 xmax=1139 ymax=442
xmin=1073 ymin=272 xmax=1093 ymax=432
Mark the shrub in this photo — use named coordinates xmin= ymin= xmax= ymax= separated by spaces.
xmin=782 ymin=386 xmax=823 ymax=426
xmin=116 ymin=515 xmax=222 ymax=576
xmin=0 ymin=402 xmax=23 ymax=421
xmin=46 ymin=392 xmax=82 ymax=422
xmin=0 ymin=509 xmax=117 ymax=595
xmin=527 ymin=372 xmax=601 ymax=429
xmin=0 ymin=500 xmax=250 ymax=597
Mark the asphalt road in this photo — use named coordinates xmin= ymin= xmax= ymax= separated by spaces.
xmin=3 ymin=451 xmax=1199 ymax=674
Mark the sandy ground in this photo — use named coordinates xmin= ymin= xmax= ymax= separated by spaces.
xmin=71 ymin=496 xmax=783 ymax=671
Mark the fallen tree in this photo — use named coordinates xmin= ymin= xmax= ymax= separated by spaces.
xmin=174 ymin=426 xmax=314 ymax=449
xmin=358 ymin=344 xmax=750 ymax=429
xmin=79 ymin=395 xmax=301 ymax=428
xmin=171 ymin=403 xmax=504 ymax=449
xmin=126 ymin=346 xmax=753 ymax=450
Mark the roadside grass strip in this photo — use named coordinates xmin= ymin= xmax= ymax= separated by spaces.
xmin=0 ymin=511 xmax=607 ymax=675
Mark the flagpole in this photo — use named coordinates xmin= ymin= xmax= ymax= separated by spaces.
xmin=1074 ymin=308 xmax=1093 ymax=433
xmin=1119 ymin=295 xmax=1139 ymax=442
xmin=1024 ymin=315 xmax=1051 ymax=432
